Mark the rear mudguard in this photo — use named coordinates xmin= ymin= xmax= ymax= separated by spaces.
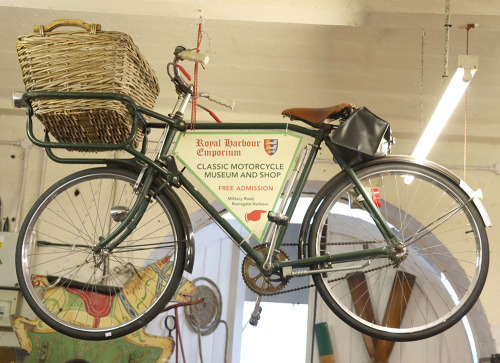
xmin=298 ymin=155 xmax=491 ymax=259
xmin=107 ymin=160 xmax=195 ymax=273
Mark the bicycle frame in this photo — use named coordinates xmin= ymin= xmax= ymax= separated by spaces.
xmin=22 ymin=91 xmax=400 ymax=274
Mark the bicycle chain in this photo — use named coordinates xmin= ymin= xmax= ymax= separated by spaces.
xmin=263 ymin=242 xmax=392 ymax=296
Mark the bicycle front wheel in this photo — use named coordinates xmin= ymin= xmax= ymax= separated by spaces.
xmin=309 ymin=160 xmax=489 ymax=341
xmin=16 ymin=167 xmax=187 ymax=340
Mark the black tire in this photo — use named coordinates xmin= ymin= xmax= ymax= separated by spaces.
xmin=308 ymin=161 xmax=489 ymax=341
xmin=16 ymin=167 xmax=187 ymax=340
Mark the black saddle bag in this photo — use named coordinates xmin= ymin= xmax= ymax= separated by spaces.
xmin=330 ymin=107 xmax=392 ymax=166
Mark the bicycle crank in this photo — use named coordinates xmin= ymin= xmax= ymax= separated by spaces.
xmin=242 ymin=245 xmax=290 ymax=296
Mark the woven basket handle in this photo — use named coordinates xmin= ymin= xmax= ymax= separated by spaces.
xmin=34 ymin=19 xmax=102 ymax=36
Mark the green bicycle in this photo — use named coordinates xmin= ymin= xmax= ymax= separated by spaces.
xmin=14 ymin=46 xmax=490 ymax=342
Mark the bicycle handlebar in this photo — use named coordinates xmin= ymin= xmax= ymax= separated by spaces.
xmin=177 ymin=50 xmax=209 ymax=66
xmin=170 ymin=46 xmax=235 ymax=120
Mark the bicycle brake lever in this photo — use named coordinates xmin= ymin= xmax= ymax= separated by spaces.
xmin=198 ymin=92 xmax=235 ymax=110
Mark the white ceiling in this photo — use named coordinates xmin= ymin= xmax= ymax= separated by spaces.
xmin=1 ymin=0 xmax=500 ymax=159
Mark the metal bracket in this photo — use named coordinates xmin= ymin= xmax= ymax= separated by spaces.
xmin=133 ymin=166 xmax=147 ymax=192
xmin=161 ymin=155 xmax=181 ymax=187
xmin=267 ymin=211 xmax=289 ymax=226
xmin=161 ymin=154 xmax=178 ymax=172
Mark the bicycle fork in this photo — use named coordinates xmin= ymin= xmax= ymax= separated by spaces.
xmin=93 ymin=167 xmax=155 ymax=253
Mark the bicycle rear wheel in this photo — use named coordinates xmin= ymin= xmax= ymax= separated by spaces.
xmin=308 ymin=160 xmax=488 ymax=341
xmin=16 ymin=167 xmax=187 ymax=340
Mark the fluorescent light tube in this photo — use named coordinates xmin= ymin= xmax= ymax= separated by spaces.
xmin=412 ymin=61 xmax=477 ymax=161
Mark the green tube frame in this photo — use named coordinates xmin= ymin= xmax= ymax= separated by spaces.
xmin=22 ymin=91 xmax=399 ymax=270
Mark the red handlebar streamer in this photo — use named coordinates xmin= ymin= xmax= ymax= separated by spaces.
xmin=204 ymin=107 xmax=223 ymax=123
xmin=175 ymin=64 xmax=192 ymax=81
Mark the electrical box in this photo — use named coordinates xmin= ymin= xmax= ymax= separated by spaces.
xmin=0 ymin=232 xmax=19 ymax=288
xmin=0 ymin=289 xmax=19 ymax=328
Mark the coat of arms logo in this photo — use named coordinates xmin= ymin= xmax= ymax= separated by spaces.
xmin=264 ymin=139 xmax=278 ymax=156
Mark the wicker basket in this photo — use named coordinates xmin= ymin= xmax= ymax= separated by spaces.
xmin=16 ymin=19 xmax=160 ymax=149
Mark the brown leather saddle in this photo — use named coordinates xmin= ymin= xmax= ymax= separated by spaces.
xmin=282 ymin=103 xmax=352 ymax=128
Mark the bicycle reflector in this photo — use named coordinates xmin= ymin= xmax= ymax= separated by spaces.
xmin=370 ymin=187 xmax=381 ymax=208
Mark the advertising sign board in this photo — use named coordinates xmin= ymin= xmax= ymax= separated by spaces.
xmin=173 ymin=131 xmax=303 ymax=241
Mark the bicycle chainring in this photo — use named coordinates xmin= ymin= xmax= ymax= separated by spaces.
xmin=241 ymin=245 xmax=290 ymax=296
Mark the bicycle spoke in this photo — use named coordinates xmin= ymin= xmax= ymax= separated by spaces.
xmin=17 ymin=168 xmax=185 ymax=339
xmin=310 ymin=162 xmax=487 ymax=341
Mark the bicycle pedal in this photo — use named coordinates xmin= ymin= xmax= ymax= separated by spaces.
xmin=249 ymin=296 xmax=263 ymax=326
xmin=249 ymin=307 xmax=262 ymax=326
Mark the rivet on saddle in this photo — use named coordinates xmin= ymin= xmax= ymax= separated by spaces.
xmin=282 ymin=103 xmax=352 ymax=128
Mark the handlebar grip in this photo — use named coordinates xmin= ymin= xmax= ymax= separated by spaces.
xmin=178 ymin=51 xmax=209 ymax=66
xmin=207 ymin=94 xmax=235 ymax=110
